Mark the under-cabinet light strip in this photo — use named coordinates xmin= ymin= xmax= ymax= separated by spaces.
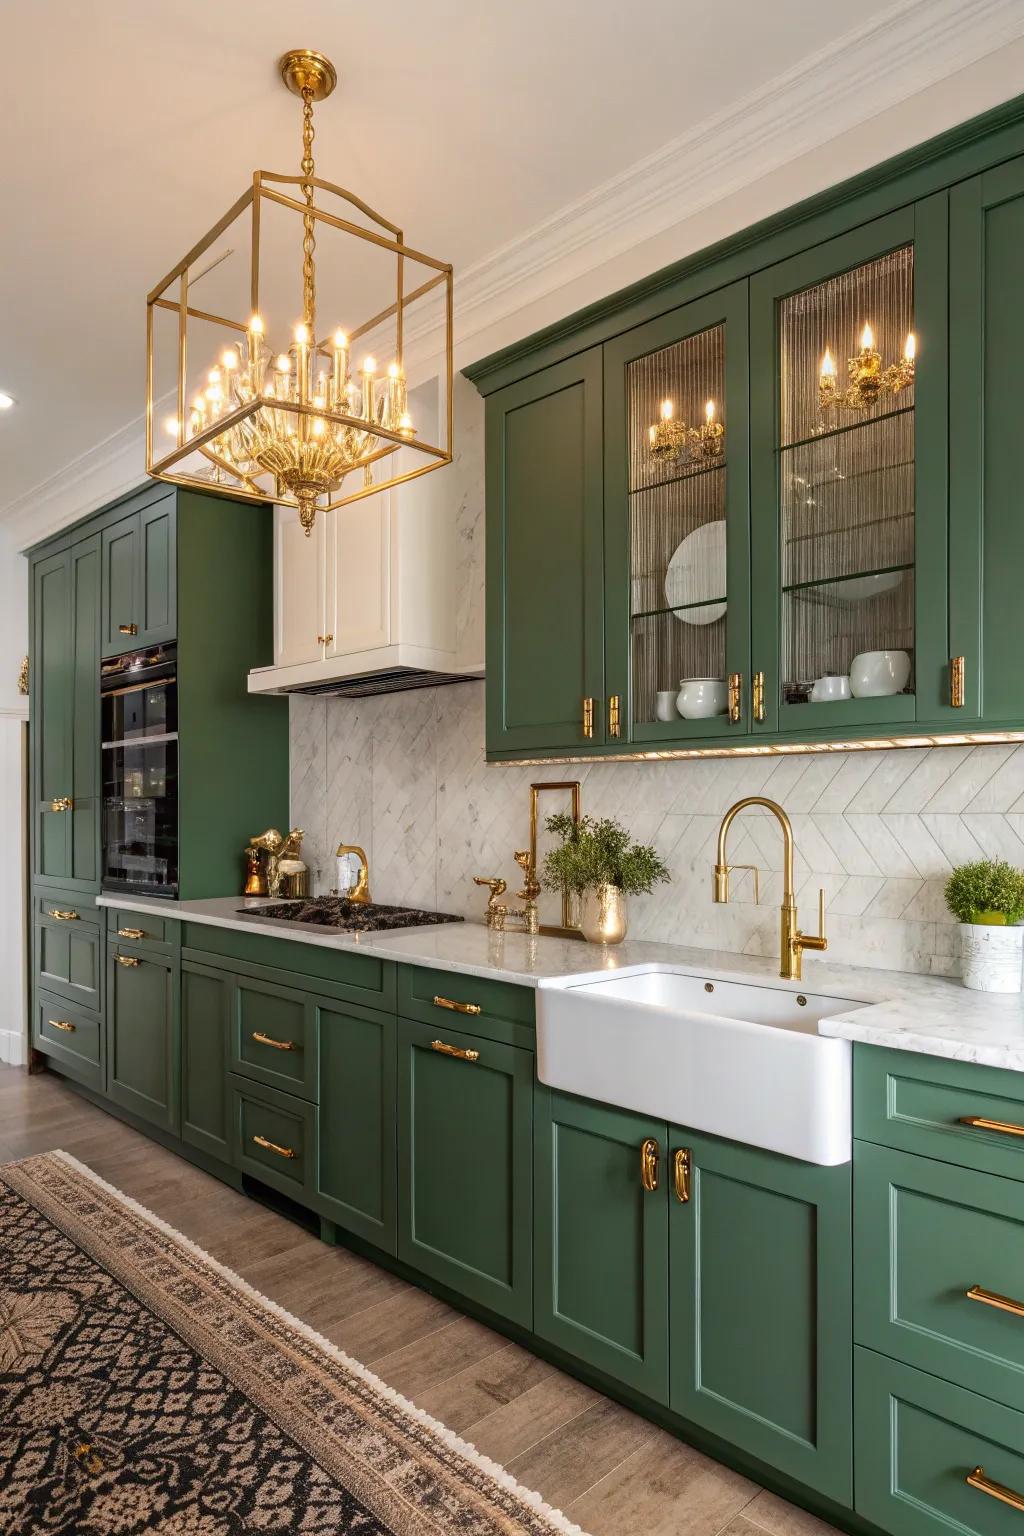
xmin=496 ymin=731 xmax=1024 ymax=767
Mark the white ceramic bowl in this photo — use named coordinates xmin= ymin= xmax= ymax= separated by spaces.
xmin=809 ymin=674 xmax=852 ymax=703
xmin=849 ymin=650 xmax=911 ymax=698
xmin=676 ymin=677 xmax=728 ymax=719
xmin=655 ymin=690 xmax=677 ymax=722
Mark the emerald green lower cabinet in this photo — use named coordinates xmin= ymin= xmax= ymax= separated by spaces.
xmin=316 ymin=1001 xmax=397 ymax=1253
xmin=534 ymin=1087 xmax=669 ymax=1401
xmin=232 ymin=973 xmax=317 ymax=1102
xmin=181 ymin=961 xmax=231 ymax=1163
xmin=34 ymin=901 xmax=103 ymax=1013
xmin=670 ymin=1130 xmax=853 ymax=1503
xmin=106 ymin=946 xmax=178 ymax=1134
xmin=398 ymin=1016 xmax=533 ymax=1325
xmin=231 ymin=1074 xmax=316 ymax=1201
xmin=856 ymin=1346 xmax=1024 ymax=1536
xmin=33 ymin=991 xmax=103 ymax=1092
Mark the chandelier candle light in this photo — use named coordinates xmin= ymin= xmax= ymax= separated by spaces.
xmin=818 ymin=323 xmax=915 ymax=421
xmin=647 ymin=397 xmax=724 ymax=466
xmin=146 ymin=50 xmax=454 ymax=535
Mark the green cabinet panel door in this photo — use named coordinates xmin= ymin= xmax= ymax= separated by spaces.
xmin=106 ymin=946 xmax=178 ymax=1133
xmin=398 ymin=1017 xmax=533 ymax=1325
xmin=670 ymin=1130 xmax=852 ymax=1503
xmin=139 ymin=497 xmax=176 ymax=646
xmin=101 ymin=491 xmax=176 ymax=655
xmin=948 ymin=156 xmax=1024 ymax=725
xmin=856 ymin=1346 xmax=1024 ymax=1536
xmin=181 ymin=961 xmax=232 ymax=1163
xmin=534 ymin=1087 xmax=669 ymax=1402
xmin=316 ymin=1001 xmax=397 ymax=1253
xmin=101 ymin=512 xmax=140 ymax=655
xmin=231 ymin=1074 xmax=318 ymax=1203
xmin=231 ymin=973 xmax=318 ymax=1102
xmin=485 ymin=347 xmax=606 ymax=754
xmin=69 ymin=535 xmax=102 ymax=884
xmin=34 ymin=905 xmax=103 ymax=1013
xmin=33 ymin=990 xmax=103 ymax=1092
xmin=855 ymin=1139 xmax=1024 ymax=1412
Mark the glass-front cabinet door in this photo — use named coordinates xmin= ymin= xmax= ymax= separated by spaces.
xmin=749 ymin=203 xmax=949 ymax=737
xmin=604 ymin=283 xmax=750 ymax=744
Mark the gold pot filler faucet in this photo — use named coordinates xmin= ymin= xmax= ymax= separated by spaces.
xmin=714 ymin=797 xmax=827 ymax=981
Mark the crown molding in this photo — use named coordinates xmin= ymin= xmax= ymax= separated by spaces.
xmin=5 ymin=0 xmax=1022 ymax=542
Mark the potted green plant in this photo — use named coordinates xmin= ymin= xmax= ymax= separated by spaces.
xmin=944 ymin=858 xmax=1024 ymax=992
xmin=542 ymin=813 xmax=670 ymax=944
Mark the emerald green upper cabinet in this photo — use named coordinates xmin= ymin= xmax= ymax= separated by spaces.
xmin=604 ymin=283 xmax=751 ymax=744
xmin=101 ymin=490 xmax=176 ymax=655
xmin=32 ymin=533 xmax=101 ymax=889
xmin=485 ymin=348 xmax=606 ymax=753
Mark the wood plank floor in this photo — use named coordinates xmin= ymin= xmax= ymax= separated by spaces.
xmin=0 ymin=1064 xmax=843 ymax=1536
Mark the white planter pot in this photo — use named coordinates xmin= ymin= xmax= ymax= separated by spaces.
xmin=960 ymin=922 xmax=1024 ymax=993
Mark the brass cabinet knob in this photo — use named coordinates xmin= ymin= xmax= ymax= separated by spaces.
xmin=49 ymin=796 xmax=73 ymax=813
xmin=317 ymin=633 xmax=334 ymax=646
xmin=118 ymin=623 xmax=139 ymax=636
xmin=640 ymin=1136 xmax=659 ymax=1193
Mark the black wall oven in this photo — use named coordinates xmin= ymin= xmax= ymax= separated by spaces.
xmin=101 ymin=644 xmax=178 ymax=897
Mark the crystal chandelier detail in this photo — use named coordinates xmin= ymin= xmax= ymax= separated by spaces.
xmin=818 ymin=323 xmax=915 ymax=422
xmin=647 ymin=397 xmax=724 ymax=466
xmin=147 ymin=50 xmax=453 ymax=535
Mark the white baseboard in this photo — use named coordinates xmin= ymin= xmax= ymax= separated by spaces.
xmin=0 ymin=1027 xmax=27 ymax=1067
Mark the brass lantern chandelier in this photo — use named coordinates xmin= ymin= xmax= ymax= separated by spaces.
xmin=146 ymin=50 xmax=453 ymax=535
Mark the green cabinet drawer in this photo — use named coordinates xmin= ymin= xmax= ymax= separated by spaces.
xmin=315 ymin=1001 xmax=397 ymax=1254
xmin=398 ymin=1016 xmax=533 ymax=1325
xmin=230 ymin=1074 xmax=316 ymax=1201
xmin=671 ymin=1130 xmax=853 ymax=1504
xmin=34 ymin=901 xmax=103 ymax=1012
xmin=183 ymin=924 xmax=394 ymax=1013
xmin=856 ymin=1140 xmax=1024 ymax=1411
xmin=855 ymin=1045 xmax=1024 ymax=1182
xmin=856 ymin=1346 xmax=1024 ymax=1536
xmin=33 ymin=991 xmax=103 ymax=1091
xmin=534 ymin=1087 xmax=669 ymax=1402
xmin=398 ymin=964 xmax=535 ymax=1047
xmin=231 ymin=974 xmax=317 ymax=1102
xmin=34 ymin=889 xmax=101 ymax=925
xmin=181 ymin=961 xmax=232 ymax=1164
xmin=106 ymin=906 xmax=173 ymax=953
xmin=106 ymin=947 xmax=178 ymax=1133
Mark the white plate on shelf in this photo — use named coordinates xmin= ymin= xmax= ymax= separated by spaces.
xmin=664 ymin=520 xmax=727 ymax=626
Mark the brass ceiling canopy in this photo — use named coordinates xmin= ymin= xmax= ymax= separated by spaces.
xmin=146 ymin=48 xmax=454 ymax=535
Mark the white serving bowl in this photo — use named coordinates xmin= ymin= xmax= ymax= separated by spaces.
xmin=849 ymin=650 xmax=911 ymax=698
xmin=676 ymin=677 xmax=727 ymax=719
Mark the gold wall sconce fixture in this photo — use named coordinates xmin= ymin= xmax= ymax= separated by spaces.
xmin=818 ymin=324 xmax=915 ymax=419
xmin=146 ymin=48 xmax=454 ymax=536
xmin=647 ymin=398 xmax=724 ymax=467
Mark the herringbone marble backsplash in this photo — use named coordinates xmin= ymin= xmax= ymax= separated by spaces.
xmin=290 ymin=681 xmax=1024 ymax=978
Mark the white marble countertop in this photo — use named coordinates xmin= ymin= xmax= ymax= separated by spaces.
xmin=95 ymin=893 xmax=1024 ymax=1072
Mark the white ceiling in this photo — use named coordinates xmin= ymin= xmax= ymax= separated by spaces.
xmin=2 ymin=0 xmax=1023 ymax=530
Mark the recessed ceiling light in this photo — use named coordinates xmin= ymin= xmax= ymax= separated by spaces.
xmin=0 ymin=392 xmax=15 ymax=410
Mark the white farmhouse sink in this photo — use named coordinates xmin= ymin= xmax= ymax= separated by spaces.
xmin=536 ymin=965 xmax=862 ymax=1165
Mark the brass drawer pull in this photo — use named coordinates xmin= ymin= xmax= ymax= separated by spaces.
xmin=608 ymin=694 xmax=621 ymax=738
xmin=967 ymin=1284 xmax=1024 ymax=1319
xmin=433 ymin=995 xmax=482 ymax=1016
xmin=252 ymin=1133 xmax=298 ymax=1160
xmin=753 ymin=670 xmax=766 ymax=723
xmin=251 ymin=1030 xmax=300 ymax=1052
xmin=960 ymin=1115 xmax=1024 ymax=1139
xmin=582 ymin=696 xmax=594 ymax=739
xmin=117 ymin=927 xmax=146 ymax=940
xmin=640 ymin=1136 xmax=659 ymax=1193
xmin=317 ymin=633 xmax=334 ymax=646
xmin=727 ymin=672 xmax=742 ymax=724
xmin=47 ymin=908 xmax=80 ymax=921
xmin=673 ymin=1147 xmax=691 ymax=1203
xmin=116 ymin=955 xmax=141 ymax=968
xmin=430 ymin=1038 xmax=480 ymax=1063
xmin=48 ymin=1018 xmax=76 ymax=1033
xmin=118 ymin=623 xmax=139 ymax=636
xmin=50 ymin=796 xmax=73 ymax=812
xmin=951 ymin=655 xmax=966 ymax=708
xmin=966 ymin=1467 xmax=1024 ymax=1513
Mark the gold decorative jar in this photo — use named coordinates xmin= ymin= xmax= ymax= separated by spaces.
xmin=580 ymin=883 xmax=628 ymax=945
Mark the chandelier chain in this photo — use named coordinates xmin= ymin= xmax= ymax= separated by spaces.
xmin=300 ymin=85 xmax=316 ymax=329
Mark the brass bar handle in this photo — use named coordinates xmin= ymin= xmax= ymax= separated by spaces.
xmin=966 ymin=1467 xmax=1024 ymax=1513
xmin=673 ymin=1147 xmax=691 ymax=1203
xmin=117 ymin=927 xmax=146 ymax=940
xmin=753 ymin=670 xmax=766 ymax=723
xmin=727 ymin=672 xmax=742 ymax=724
xmin=251 ymin=1030 xmax=300 ymax=1052
xmin=430 ymin=1038 xmax=480 ymax=1063
xmin=640 ymin=1136 xmax=659 ymax=1193
xmin=608 ymin=694 xmax=621 ymax=739
xmin=116 ymin=955 xmax=141 ymax=968
xmin=950 ymin=655 xmax=965 ymax=709
xmin=48 ymin=908 xmax=80 ymax=921
xmin=582 ymin=696 xmax=594 ymax=739
xmin=252 ymin=1133 xmax=298 ymax=1160
xmin=960 ymin=1115 xmax=1024 ymax=1139
xmin=433 ymin=995 xmax=482 ymax=1016
xmin=49 ymin=797 xmax=73 ymax=813
xmin=317 ymin=633 xmax=334 ymax=646
xmin=118 ymin=623 xmax=139 ymax=636
xmin=967 ymin=1284 xmax=1024 ymax=1319
xmin=48 ymin=1018 xmax=76 ymax=1033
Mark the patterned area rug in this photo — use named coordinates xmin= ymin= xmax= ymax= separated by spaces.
xmin=0 ymin=1151 xmax=583 ymax=1536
